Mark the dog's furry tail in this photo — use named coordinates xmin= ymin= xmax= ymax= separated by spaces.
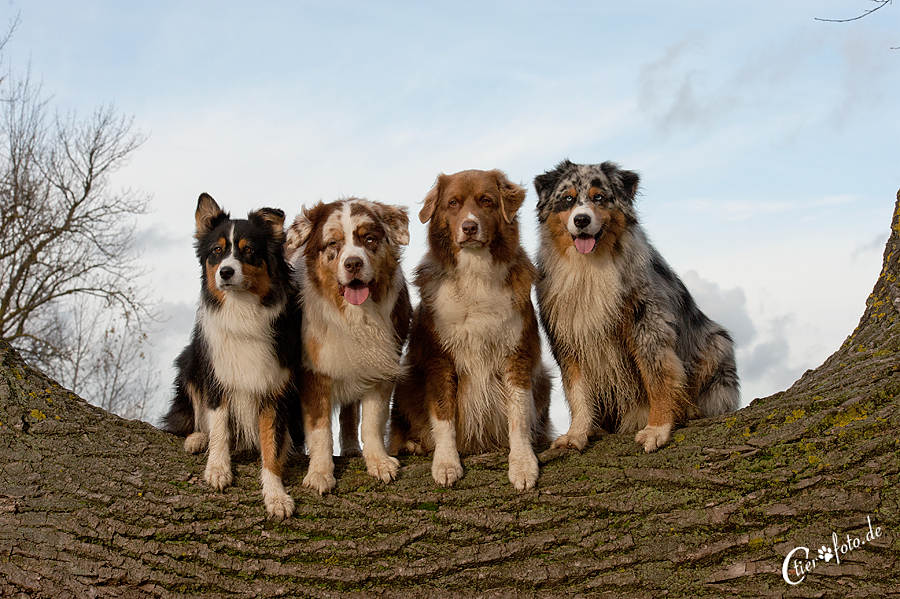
xmin=696 ymin=330 xmax=741 ymax=416
xmin=532 ymin=363 xmax=554 ymax=447
xmin=161 ymin=384 xmax=195 ymax=437
xmin=697 ymin=368 xmax=740 ymax=417
xmin=161 ymin=346 xmax=197 ymax=437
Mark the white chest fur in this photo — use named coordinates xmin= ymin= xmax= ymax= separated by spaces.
xmin=302 ymin=283 xmax=404 ymax=402
xmin=199 ymin=293 xmax=290 ymax=447
xmin=431 ymin=250 xmax=525 ymax=450
xmin=432 ymin=250 xmax=523 ymax=373
xmin=538 ymin=245 xmax=641 ymax=412
xmin=200 ymin=294 xmax=289 ymax=395
xmin=540 ymin=246 xmax=624 ymax=345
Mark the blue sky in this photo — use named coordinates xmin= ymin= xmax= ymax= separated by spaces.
xmin=4 ymin=1 xmax=898 ymax=428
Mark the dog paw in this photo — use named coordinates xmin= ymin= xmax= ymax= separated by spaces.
xmin=341 ymin=447 xmax=362 ymax=458
xmin=635 ymin=423 xmax=673 ymax=453
xmin=264 ymin=492 xmax=295 ymax=520
xmin=184 ymin=432 xmax=208 ymax=454
xmin=366 ymin=455 xmax=400 ymax=483
xmin=397 ymin=440 xmax=427 ymax=456
xmin=550 ymin=432 xmax=588 ymax=451
xmin=508 ymin=451 xmax=539 ymax=491
xmin=432 ymin=459 xmax=464 ymax=487
xmin=204 ymin=462 xmax=232 ymax=491
xmin=685 ymin=405 xmax=703 ymax=420
xmin=303 ymin=470 xmax=336 ymax=495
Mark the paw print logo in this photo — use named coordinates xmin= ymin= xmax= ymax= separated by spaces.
xmin=817 ymin=546 xmax=834 ymax=562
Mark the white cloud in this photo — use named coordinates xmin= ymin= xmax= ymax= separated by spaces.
xmin=852 ymin=233 xmax=889 ymax=263
xmin=829 ymin=28 xmax=896 ymax=130
xmin=682 ymin=271 xmax=810 ymax=404
xmin=636 ymin=20 xmax=895 ymax=143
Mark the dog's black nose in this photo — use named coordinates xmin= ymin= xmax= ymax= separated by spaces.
xmin=219 ymin=266 xmax=235 ymax=280
xmin=344 ymin=256 xmax=364 ymax=274
xmin=573 ymin=214 xmax=591 ymax=229
xmin=462 ymin=220 xmax=478 ymax=237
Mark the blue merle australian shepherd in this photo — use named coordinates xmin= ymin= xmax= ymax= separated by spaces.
xmin=533 ymin=160 xmax=739 ymax=454
xmin=163 ymin=194 xmax=303 ymax=519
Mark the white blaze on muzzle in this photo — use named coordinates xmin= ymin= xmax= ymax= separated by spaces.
xmin=567 ymin=204 xmax=601 ymax=254
xmin=337 ymin=204 xmax=375 ymax=305
xmin=217 ymin=225 xmax=246 ymax=288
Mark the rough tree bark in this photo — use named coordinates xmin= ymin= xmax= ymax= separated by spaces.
xmin=2 ymin=193 xmax=900 ymax=599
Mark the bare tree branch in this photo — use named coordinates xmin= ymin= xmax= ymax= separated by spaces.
xmin=815 ymin=0 xmax=892 ymax=22
xmin=0 ymin=21 xmax=158 ymax=417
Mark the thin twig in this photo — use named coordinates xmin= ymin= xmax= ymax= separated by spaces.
xmin=815 ymin=0 xmax=891 ymax=22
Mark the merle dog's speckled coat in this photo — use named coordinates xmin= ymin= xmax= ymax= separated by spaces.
xmin=534 ymin=160 xmax=739 ymax=453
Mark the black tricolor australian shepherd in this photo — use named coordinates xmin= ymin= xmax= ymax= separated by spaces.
xmin=163 ymin=193 xmax=303 ymax=519
xmin=389 ymin=169 xmax=552 ymax=491
xmin=285 ymin=198 xmax=411 ymax=495
xmin=534 ymin=160 xmax=739 ymax=453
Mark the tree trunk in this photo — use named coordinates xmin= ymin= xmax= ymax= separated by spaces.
xmin=2 ymin=194 xmax=900 ymax=599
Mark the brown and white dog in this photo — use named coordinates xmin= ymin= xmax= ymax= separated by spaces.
xmin=389 ymin=169 xmax=552 ymax=491
xmin=286 ymin=198 xmax=412 ymax=495
xmin=534 ymin=160 xmax=739 ymax=453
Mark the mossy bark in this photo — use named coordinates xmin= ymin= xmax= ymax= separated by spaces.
xmin=2 ymin=193 xmax=900 ymax=598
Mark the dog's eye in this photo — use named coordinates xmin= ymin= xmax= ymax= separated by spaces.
xmin=563 ymin=195 xmax=575 ymax=204
xmin=480 ymin=197 xmax=492 ymax=207
xmin=212 ymin=246 xmax=223 ymax=255
xmin=327 ymin=240 xmax=338 ymax=248
xmin=365 ymin=235 xmax=377 ymax=245
xmin=592 ymin=193 xmax=603 ymax=202
xmin=243 ymin=246 xmax=254 ymax=257
xmin=448 ymin=198 xmax=459 ymax=207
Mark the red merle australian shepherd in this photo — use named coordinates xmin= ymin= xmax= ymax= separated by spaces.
xmin=533 ymin=160 xmax=739 ymax=453
xmin=389 ymin=169 xmax=552 ymax=491
xmin=286 ymin=198 xmax=412 ymax=495
xmin=163 ymin=194 xmax=303 ymax=519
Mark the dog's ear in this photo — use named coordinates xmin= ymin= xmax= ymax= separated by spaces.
xmin=375 ymin=203 xmax=410 ymax=246
xmin=534 ymin=160 xmax=573 ymax=216
xmin=492 ymin=170 xmax=526 ymax=225
xmin=285 ymin=209 xmax=314 ymax=254
xmin=600 ymin=161 xmax=640 ymax=205
xmin=533 ymin=171 xmax=557 ymax=201
xmin=419 ymin=174 xmax=447 ymax=224
xmin=195 ymin=193 xmax=228 ymax=238
xmin=250 ymin=208 xmax=286 ymax=244
xmin=620 ymin=169 xmax=640 ymax=203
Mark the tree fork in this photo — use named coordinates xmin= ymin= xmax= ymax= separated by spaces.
xmin=1 ymin=193 xmax=900 ymax=597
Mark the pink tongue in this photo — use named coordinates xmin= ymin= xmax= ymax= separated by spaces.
xmin=343 ymin=282 xmax=370 ymax=305
xmin=574 ymin=235 xmax=596 ymax=254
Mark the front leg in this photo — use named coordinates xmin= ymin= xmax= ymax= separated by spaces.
xmin=258 ymin=406 xmax=294 ymax=519
xmin=633 ymin=346 xmax=684 ymax=453
xmin=628 ymin=316 xmax=689 ymax=453
xmin=417 ymin=332 xmax=461 ymax=486
xmin=204 ymin=405 xmax=232 ymax=490
xmin=301 ymin=372 xmax=336 ymax=495
xmin=551 ymin=356 xmax=594 ymax=451
xmin=359 ymin=382 xmax=400 ymax=484
xmin=504 ymin=375 xmax=539 ymax=491
xmin=430 ymin=414 xmax=463 ymax=487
